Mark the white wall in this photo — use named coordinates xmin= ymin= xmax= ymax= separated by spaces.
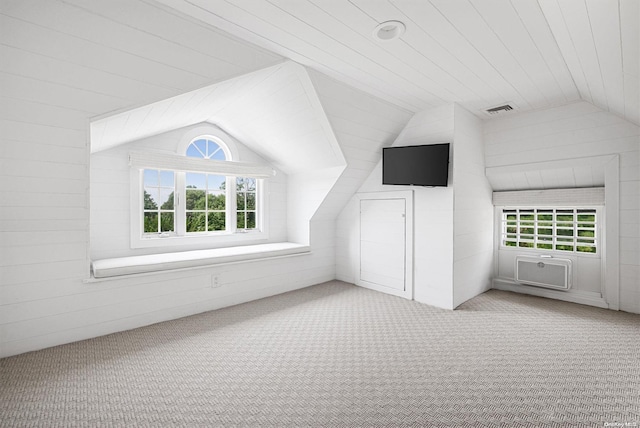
xmin=307 ymin=71 xmax=414 ymax=286
xmin=484 ymin=101 xmax=640 ymax=313
xmin=337 ymin=104 xmax=456 ymax=309
xmin=452 ymin=105 xmax=494 ymax=307
xmin=0 ymin=0 xmax=330 ymax=358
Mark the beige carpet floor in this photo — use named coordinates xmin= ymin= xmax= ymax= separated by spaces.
xmin=1 ymin=281 xmax=639 ymax=427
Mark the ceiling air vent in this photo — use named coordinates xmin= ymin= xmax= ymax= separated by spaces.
xmin=483 ymin=103 xmax=517 ymax=117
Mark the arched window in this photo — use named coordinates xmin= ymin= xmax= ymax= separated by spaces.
xmin=132 ymin=130 xmax=267 ymax=248
xmin=186 ymin=137 xmax=228 ymax=160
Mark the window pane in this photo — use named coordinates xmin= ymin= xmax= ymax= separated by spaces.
xmin=144 ymin=212 xmax=158 ymax=233
xmin=208 ymin=175 xmax=225 ymax=191
xmin=211 ymin=150 xmax=226 ymax=161
xmin=537 ymin=243 xmax=552 ymax=250
xmin=577 ymin=214 xmax=595 ymax=222
xmin=160 ymin=170 xmax=174 ymax=187
xmin=556 ymin=245 xmax=574 ymax=251
xmin=143 ymin=169 xmax=159 ymax=186
xmin=186 ymin=212 xmax=206 ymax=232
xmin=207 ymin=140 xmax=225 ymax=160
xmin=186 ymin=190 xmax=206 ymax=210
xmin=520 ymin=227 xmax=534 ymax=234
xmin=247 ymin=193 xmax=256 ymax=210
xmin=193 ymin=139 xmax=207 ymax=157
xmin=578 ymin=229 xmax=595 ymax=238
xmin=237 ymin=193 xmax=246 ymax=210
xmin=506 ymin=214 xmax=517 ymax=221
xmin=144 ymin=188 xmax=158 ymax=209
xmin=208 ymin=192 xmax=225 ymax=210
xmin=556 ymin=214 xmax=574 ymax=222
xmin=538 ymin=228 xmax=552 ymax=235
xmin=246 ymin=178 xmax=256 ymax=191
xmin=159 ymin=189 xmax=174 ymax=210
xmin=186 ymin=144 xmax=203 ymax=158
xmin=247 ymin=212 xmax=256 ymax=229
xmin=237 ymin=212 xmax=245 ymax=229
xmin=504 ymin=241 xmax=516 ymax=247
xmin=160 ymin=213 xmax=174 ymax=232
xmin=208 ymin=212 xmax=225 ymax=231
xmin=236 ymin=177 xmax=245 ymax=191
xmin=557 ymin=229 xmax=574 ymax=237
xmin=519 ymin=242 xmax=534 ymax=248
xmin=186 ymin=173 xmax=206 ymax=189
xmin=556 ymin=222 xmax=573 ymax=229
xmin=577 ymin=246 xmax=596 ymax=253
xmin=577 ymin=238 xmax=595 ymax=244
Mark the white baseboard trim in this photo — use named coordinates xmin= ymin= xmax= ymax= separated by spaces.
xmin=492 ymin=278 xmax=609 ymax=309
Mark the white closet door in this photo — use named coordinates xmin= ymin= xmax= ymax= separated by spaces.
xmin=360 ymin=198 xmax=406 ymax=291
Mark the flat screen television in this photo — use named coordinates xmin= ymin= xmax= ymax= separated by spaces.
xmin=382 ymin=143 xmax=450 ymax=187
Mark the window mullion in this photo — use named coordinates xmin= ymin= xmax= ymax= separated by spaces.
xmin=176 ymin=172 xmax=186 ymax=236
xmin=533 ymin=208 xmax=538 ymax=249
xmin=552 ymin=209 xmax=557 ymax=251
xmin=228 ymin=176 xmax=236 ymax=233
xmin=573 ymin=208 xmax=578 ymax=250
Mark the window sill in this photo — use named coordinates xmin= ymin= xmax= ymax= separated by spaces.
xmin=131 ymin=230 xmax=268 ymax=249
xmin=88 ymin=242 xmax=310 ymax=281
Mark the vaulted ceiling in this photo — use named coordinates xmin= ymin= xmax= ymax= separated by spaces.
xmin=90 ymin=61 xmax=345 ymax=174
xmin=155 ymin=0 xmax=639 ymax=125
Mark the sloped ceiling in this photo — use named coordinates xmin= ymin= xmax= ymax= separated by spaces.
xmin=90 ymin=61 xmax=345 ymax=174
xmin=486 ymin=163 xmax=606 ymax=192
xmin=154 ymin=0 xmax=639 ymax=126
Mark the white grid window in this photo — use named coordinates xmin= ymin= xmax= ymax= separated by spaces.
xmin=139 ymin=137 xmax=261 ymax=238
xmin=501 ymin=208 xmax=597 ymax=254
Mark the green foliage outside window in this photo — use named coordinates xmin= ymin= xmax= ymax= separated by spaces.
xmin=502 ymin=208 xmax=597 ymax=254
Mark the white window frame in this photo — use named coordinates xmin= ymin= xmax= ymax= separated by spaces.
xmin=130 ymin=130 xmax=270 ymax=249
xmin=499 ymin=206 xmax=600 ymax=256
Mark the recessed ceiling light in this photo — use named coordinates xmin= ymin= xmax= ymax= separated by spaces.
xmin=373 ymin=20 xmax=406 ymax=41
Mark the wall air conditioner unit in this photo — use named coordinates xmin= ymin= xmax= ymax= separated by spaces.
xmin=515 ymin=256 xmax=572 ymax=291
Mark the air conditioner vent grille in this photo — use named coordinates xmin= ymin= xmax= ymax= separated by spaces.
xmin=515 ymin=256 xmax=572 ymax=290
xmin=486 ymin=104 xmax=514 ymax=114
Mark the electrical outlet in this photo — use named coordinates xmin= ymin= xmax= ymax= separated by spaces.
xmin=211 ymin=275 xmax=221 ymax=288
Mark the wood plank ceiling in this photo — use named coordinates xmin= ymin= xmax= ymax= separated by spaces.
xmin=155 ymin=0 xmax=639 ymax=125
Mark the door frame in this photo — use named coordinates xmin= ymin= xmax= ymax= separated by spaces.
xmin=355 ymin=190 xmax=414 ymax=300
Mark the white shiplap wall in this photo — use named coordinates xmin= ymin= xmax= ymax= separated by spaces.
xmin=337 ymin=104 xmax=457 ymax=309
xmin=484 ymin=101 xmax=640 ymax=313
xmin=0 ymin=0 xmax=295 ymax=358
xmin=309 ymin=70 xmax=414 ymax=222
xmin=308 ymin=71 xmax=413 ymax=282
xmin=452 ymin=105 xmax=494 ymax=307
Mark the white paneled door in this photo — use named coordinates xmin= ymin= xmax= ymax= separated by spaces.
xmin=359 ymin=198 xmax=407 ymax=293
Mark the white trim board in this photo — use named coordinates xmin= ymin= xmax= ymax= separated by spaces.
xmin=492 ymin=278 xmax=608 ymax=309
